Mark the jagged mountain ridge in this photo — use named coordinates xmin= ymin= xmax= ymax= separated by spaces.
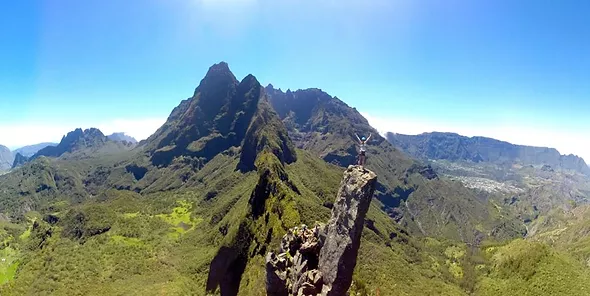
xmin=386 ymin=131 xmax=590 ymax=175
xmin=31 ymin=128 xmax=133 ymax=160
xmin=2 ymin=64 xmax=522 ymax=246
xmin=33 ymin=128 xmax=108 ymax=159
xmin=143 ymin=62 xmax=296 ymax=171
xmin=9 ymin=128 xmax=135 ymax=169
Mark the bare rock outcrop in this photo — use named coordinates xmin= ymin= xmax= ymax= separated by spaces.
xmin=266 ymin=165 xmax=377 ymax=295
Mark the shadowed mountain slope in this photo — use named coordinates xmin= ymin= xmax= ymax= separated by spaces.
xmin=142 ymin=63 xmax=296 ymax=172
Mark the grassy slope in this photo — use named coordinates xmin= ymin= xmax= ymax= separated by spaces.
xmin=477 ymin=239 xmax=590 ymax=295
xmin=0 ymin=149 xmax=482 ymax=295
xmin=0 ymin=148 xmax=588 ymax=295
xmin=0 ymin=139 xmax=585 ymax=295
xmin=0 ymin=145 xmax=578 ymax=294
xmin=0 ymin=152 xmax=253 ymax=295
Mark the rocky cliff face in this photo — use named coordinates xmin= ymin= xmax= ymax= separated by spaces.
xmin=319 ymin=166 xmax=377 ymax=295
xmin=11 ymin=152 xmax=29 ymax=169
xmin=386 ymin=132 xmax=590 ymax=175
xmin=266 ymin=165 xmax=377 ymax=295
xmin=0 ymin=145 xmax=13 ymax=172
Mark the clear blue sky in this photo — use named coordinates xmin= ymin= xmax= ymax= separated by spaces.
xmin=1 ymin=0 xmax=589 ymax=159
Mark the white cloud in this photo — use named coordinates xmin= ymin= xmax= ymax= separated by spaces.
xmin=97 ymin=118 xmax=166 ymax=142
xmin=362 ymin=112 xmax=590 ymax=162
xmin=0 ymin=118 xmax=166 ymax=150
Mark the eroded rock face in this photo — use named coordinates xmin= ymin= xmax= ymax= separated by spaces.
xmin=11 ymin=152 xmax=29 ymax=169
xmin=266 ymin=165 xmax=377 ymax=295
xmin=319 ymin=165 xmax=377 ymax=296
xmin=265 ymin=224 xmax=324 ymax=296
xmin=266 ymin=252 xmax=289 ymax=296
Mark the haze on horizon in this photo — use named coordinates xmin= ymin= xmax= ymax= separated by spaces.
xmin=1 ymin=0 xmax=588 ymax=161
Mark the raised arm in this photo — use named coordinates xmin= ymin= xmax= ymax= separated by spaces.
xmin=355 ymin=133 xmax=361 ymax=143
xmin=366 ymin=133 xmax=372 ymax=142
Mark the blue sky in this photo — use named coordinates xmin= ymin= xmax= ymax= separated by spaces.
xmin=1 ymin=0 xmax=589 ymax=160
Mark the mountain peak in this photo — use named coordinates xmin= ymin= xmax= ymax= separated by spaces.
xmin=31 ymin=127 xmax=109 ymax=160
xmin=208 ymin=61 xmax=230 ymax=72
xmin=83 ymin=128 xmax=105 ymax=138
xmin=201 ymin=62 xmax=235 ymax=85
xmin=241 ymin=73 xmax=258 ymax=84
xmin=146 ymin=67 xmax=295 ymax=170
xmin=60 ymin=128 xmax=105 ymax=144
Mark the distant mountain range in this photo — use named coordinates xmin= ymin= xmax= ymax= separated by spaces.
xmin=1 ymin=143 xmax=57 ymax=172
xmin=2 ymin=132 xmax=136 ymax=170
xmin=107 ymin=132 xmax=138 ymax=144
xmin=386 ymin=132 xmax=590 ymax=175
xmin=31 ymin=128 xmax=110 ymax=159
xmin=10 ymin=129 xmax=136 ymax=169
xmin=13 ymin=142 xmax=57 ymax=157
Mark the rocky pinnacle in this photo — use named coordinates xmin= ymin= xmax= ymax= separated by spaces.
xmin=319 ymin=165 xmax=377 ymax=295
xmin=265 ymin=165 xmax=377 ymax=296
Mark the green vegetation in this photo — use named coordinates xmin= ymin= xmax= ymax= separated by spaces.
xmin=0 ymin=247 xmax=19 ymax=285
xmin=0 ymin=131 xmax=586 ymax=295
xmin=0 ymin=147 xmax=486 ymax=295
xmin=0 ymin=64 xmax=589 ymax=295
xmin=156 ymin=200 xmax=201 ymax=239
xmin=477 ymin=239 xmax=590 ymax=295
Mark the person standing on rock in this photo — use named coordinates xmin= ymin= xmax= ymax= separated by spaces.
xmin=355 ymin=133 xmax=372 ymax=166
